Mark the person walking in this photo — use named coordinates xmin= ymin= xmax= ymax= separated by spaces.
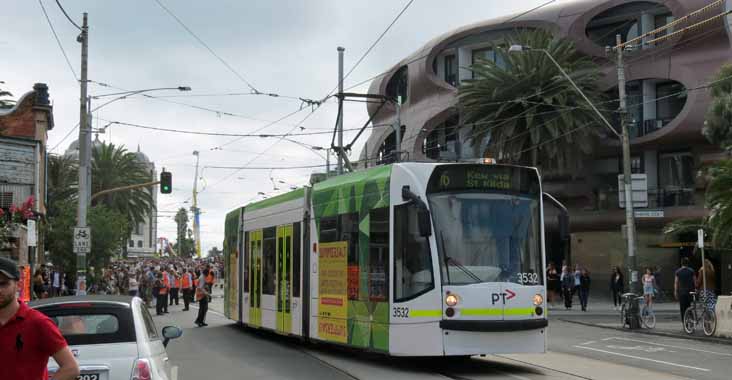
xmin=610 ymin=266 xmax=624 ymax=310
xmin=194 ymin=269 xmax=211 ymax=327
xmin=128 ymin=272 xmax=139 ymax=297
xmin=578 ymin=268 xmax=591 ymax=311
xmin=561 ymin=266 xmax=573 ymax=309
xmin=181 ymin=268 xmax=193 ymax=311
xmin=0 ymin=257 xmax=80 ymax=380
xmin=674 ymin=257 xmax=696 ymax=323
xmin=169 ymin=270 xmax=180 ymax=307
xmin=154 ymin=273 xmax=167 ymax=316
xmin=696 ymin=259 xmax=717 ymax=311
xmin=546 ymin=262 xmax=560 ymax=306
xmin=51 ymin=267 xmax=62 ymax=297
xmin=642 ymin=267 xmax=655 ymax=310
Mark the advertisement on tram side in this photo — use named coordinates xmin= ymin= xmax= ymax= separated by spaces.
xmin=318 ymin=241 xmax=348 ymax=343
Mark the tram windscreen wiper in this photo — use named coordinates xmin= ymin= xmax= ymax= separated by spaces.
xmin=440 ymin=232 xmax=482 ymax=283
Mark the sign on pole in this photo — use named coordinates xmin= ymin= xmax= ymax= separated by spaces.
xmin=698 ymin=228 xmax=705 ymax=249
xmin=27 ymin=220 xmax=37 ymax=247
xmin=73 ymin=227 xmax=91 ymax=254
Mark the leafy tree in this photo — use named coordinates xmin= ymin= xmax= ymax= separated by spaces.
xmin=91 ymin=143 xmax=154 ymax=224
xmin=47 ymin=155 xmax=78 ymax=217
xmin=703 ymin=64 xmax=732 ymax=152
xmin=0 ymin=81 xmax=14 ymax=109
xmin=459 ymin=29 xmax=606 ymax=174
xmin=174 ymin=208 xmax=192 ymax=257
xmin=208 ymin=246 xmax=222 ymax=257
xmin=705 ymin=160 xmax=732 ymax=248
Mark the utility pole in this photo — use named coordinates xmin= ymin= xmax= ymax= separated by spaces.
xmin=394 ymin=96 xmax=401 ymax=162
xmin=325 ymin=148 xmax=331 ymax=177
xmin=75 ymin=13 xmax=90 ymax=295
xmin=191 ymin=151 xmax=202 ymax=258
xmin=616 ymin=34 xmax=638 ymax=292
xmin=337 ymin=47 xmax=345 ymax=175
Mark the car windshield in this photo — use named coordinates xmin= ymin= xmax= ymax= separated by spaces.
xmin=429 ymin=192 xmax=543 ymax=285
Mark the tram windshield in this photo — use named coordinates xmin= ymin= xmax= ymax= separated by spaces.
xmin=429 ymin=193 xmax=543 ymax=286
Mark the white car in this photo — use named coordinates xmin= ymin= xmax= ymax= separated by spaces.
xmin=31 ymin=295 xmax=182 ymax=380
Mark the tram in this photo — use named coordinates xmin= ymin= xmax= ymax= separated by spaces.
xmin=222 ymin=162 xmax=549 ymax=356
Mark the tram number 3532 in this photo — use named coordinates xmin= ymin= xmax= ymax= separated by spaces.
xmin=392 ymin=306 xmax=410 ymax=318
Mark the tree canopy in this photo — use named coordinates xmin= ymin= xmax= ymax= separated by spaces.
xmin=458 ymin=29 xmax=607 ymax=175
xmin=702 ymin=64 xmax=732 ymax=152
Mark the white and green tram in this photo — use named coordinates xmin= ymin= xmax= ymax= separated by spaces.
xmin=223 ymin=162 xmax=549 ymax=356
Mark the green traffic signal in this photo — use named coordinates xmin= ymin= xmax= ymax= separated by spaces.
xmin=160 ymin=171 xmax=172 ymax=194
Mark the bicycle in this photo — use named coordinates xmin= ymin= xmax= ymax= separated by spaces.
xmin=619 ymin=292 xmax=655 ymax=329
xmin=683 ymin=291 xmax=716 ymax=336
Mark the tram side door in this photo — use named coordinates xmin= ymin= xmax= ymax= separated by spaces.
xmin=276 ymin=224 xmax=293 ymax=334
xmin=249 ymin=229 xmax=262 ymax=326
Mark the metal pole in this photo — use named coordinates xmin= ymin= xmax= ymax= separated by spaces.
xmin=337 ymin=47 xmax=345 ymax=175
xmin=75 ymin=13 xmax=89 ymax=295
xmin=192 ymin=152 xmax=201 ymax=258
xmin=616 ymin=34 xmax=638 ymax=292
xmin=395 ymin=96 xmax=401 ymax=162
xmin=325 ymin=148 xmax=331 ymax=177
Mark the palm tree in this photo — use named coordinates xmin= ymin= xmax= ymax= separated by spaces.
xmin=459 ymin=29 xmax=607 ymax=174
xmin=0 ymin=81 xmax=14 ymax=109
xmin=705 ymin=160 xmax=732 ymax=248
xmin=47 ymin=154 xmax=79 ymax=216
xmin=91 ymin=142 xmax=155 ymax=227
xmin=702 ymin=64 xmax=732 ymax=152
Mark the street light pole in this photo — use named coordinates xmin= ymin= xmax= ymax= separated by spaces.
xmin=509 ymin=44 xmax=637 ymax=290
xmin=192 ymin=151 xmax=201 ymax=258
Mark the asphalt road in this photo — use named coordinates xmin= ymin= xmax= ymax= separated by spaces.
xmin=150 ymin=298 xmax=732 ymax=380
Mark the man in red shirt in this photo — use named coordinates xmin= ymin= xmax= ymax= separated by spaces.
xmin=0 ymin=257 xmax=79 ymax=380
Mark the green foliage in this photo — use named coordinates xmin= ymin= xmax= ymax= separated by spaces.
xmin=174 ymin=207 xmax=190 ymax=257
xmin=458 ymin=29 xmax=606 ymax=174
xmin=705 ymin=160 xmax=732 ymax=248
xmin=208 ymin=246 xmax=222 ymax=257
xmin=47 ymin=155 xmax=78 ymax=217
xmin=0 ymin=81 xmax=14 ymax=109
xmin=702 ymin=64 xmax=732 ymax=151
xmin=88 ymin=206 xmax=129 ymax=275
xmin=91 ymin=143 xmax=155 ymax=226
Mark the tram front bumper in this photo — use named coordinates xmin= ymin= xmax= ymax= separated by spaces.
xmin=441 ymin=318 xmax=548 ymax=355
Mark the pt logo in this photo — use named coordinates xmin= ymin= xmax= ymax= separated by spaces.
xmin=491 ymin=289 xmax=516 ymax=305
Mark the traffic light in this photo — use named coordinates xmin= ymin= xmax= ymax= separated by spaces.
xmin=160 ymin=171 xmax=172 ymax=194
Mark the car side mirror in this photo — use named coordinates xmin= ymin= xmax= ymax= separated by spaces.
xmin=162 ymin=326 xmax=183 ymax=347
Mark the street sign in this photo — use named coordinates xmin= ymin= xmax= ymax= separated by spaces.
xmin=634 ymin=210 xmax=664 ymax=218
xmin=27 ymin=220 xmax=37 ymax=247
xmin=73 ymin=227 xmax=91 ymax=254
xmin=618 ymin=174 xmax=649 ymax=208
xmin=698 ymin=228 xmax=705 ymax=249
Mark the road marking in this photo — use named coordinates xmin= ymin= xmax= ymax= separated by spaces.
xmin=605 ymin=345 xmax=671 ymax=353
xmin=190 ymin=304 xmax=227 ymax=318
xmin=603 ymin=337 xmax=732 ymax=357
xmin=573 ymin=345 xmax=710 ymax=372
xmin=579 ymin=340 xmax=596 ymax=346
xmin=171 ymin=365 xmax=178 ymax=380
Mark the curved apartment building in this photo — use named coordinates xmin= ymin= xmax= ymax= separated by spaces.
xmin=360 ymin=0 xmax=731 ymax=292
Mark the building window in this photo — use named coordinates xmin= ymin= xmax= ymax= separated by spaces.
xmin=0 ymin=192 xmax=12 ymax=208
xmin=129 ymin=240 xmax=134 ymax=248
xmin=134 ymin=222 xmax=142 ymax=236
xmin=262 ymin=227 xmax=276 ymax=295
xmin=137 ymin=240 xmax=143 ymax=248
xmin=656 ymin=81 xmax=686 ymax=124
xmin=585 ymin=2 xmax=672 ymax=47
xmin=394 ymin=203 xmax=434 ymax=302
xmin=659 ymin=152 xmax=695 ymax=206
xmin=444 ymin=54 xmax=457 ymax=87
xmin=385 ymin=66 xmax=408 ymax=103
xmin=471 ymin=47 xmax=505 ymax=77
xmin=376 ymin=125 xmax=406 ymax=165
xmin=423 ymin=115 xmax=459 ymax=160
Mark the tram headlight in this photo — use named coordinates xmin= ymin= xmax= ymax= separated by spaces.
xmin=445 ymin=293 xmax=459 ymax=307
xmin=533 ymin=294 xmax=544 ymax=306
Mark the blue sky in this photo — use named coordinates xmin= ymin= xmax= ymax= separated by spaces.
xmin=1 ymin=0 xmax=553 ymax=254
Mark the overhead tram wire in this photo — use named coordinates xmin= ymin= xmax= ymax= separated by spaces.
xmin=54 ymin=0 xmax=81 ymax=30
xmin=39 ymin=0 xmax=78 ymax=81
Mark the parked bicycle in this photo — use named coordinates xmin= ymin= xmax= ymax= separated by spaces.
xmin=620 ymin=292 xmax=655 ymax=329
xmin=683 ymin=291 xmax=716 ymax=336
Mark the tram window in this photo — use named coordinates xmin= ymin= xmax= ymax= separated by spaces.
xmin=340 ymin=213 xmax=360 ymax=301
xmin=394 ymin=203 xmax=434 ymax=302
xmin=262 ymin=227 xmax=276 ymax=295
xmin=243 ymin=232 xmax=249 ymax=292
xmin=293 ymin=222 xmax=301 ymax=298
xmin=369 ymin=207 xmax=389 ymax=302
xmin=319 ymin=217 xmax=338 ymax=243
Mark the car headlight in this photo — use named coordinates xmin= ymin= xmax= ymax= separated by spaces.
xmin=533 ymin=294 xmax=544 ymax=306
xmin=445 ymin=293 xmax=459 ymax=307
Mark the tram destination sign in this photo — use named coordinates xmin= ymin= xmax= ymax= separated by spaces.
xmin=427 ymin=164 xmax=540 ymax=195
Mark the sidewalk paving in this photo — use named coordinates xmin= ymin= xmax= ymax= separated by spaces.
xmin=550 ymin=300 xmax=732 ymax=345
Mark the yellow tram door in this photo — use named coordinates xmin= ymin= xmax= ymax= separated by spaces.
xmin=249 ymin=230 xmax=262 ymax=326
xmin=276 ymin=224 xmax=293 ymax=334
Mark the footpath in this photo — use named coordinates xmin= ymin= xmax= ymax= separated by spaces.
xmin=550 ymin=299 xmax=732 ymax=345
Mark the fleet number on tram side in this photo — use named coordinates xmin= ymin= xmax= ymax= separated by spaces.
xmin=392 ymin=306 xmax=410 ymax=318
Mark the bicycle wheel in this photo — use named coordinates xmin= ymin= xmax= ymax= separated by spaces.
xmin=702 ymin=309 xmax=717 ymax=337
xmin=620 ymin=303 xmax=628 ymax=328
xmin=641 ymin=306 xmax=656 ymax=329
xmin=683 ymin=308 xmax=696 ymax=334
